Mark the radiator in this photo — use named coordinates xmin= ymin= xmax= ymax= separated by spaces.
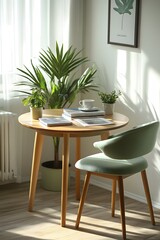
xmin=0 ymin=111 xmax=17 ymax=183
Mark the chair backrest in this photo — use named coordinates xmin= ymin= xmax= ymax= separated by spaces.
xmin=94 ymin=121 xmax=159 ymax=159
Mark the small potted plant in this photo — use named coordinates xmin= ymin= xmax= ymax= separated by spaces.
xmin=98 ymin=90 xmax=121 ymax=114
xmin=21 ymin=89 xmax=46 ymax=119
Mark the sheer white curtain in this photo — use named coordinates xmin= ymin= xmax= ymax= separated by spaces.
xmin=0 ymin=0 xmax=83 ymax=182
xmin=0 ymin=0 xmax=51 ymax=109
xmin=0 ymin=0 xmax=83 ymax=109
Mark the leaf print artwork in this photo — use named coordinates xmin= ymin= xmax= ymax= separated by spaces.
xmin=113 ymin=0 xmax=134 ymax=30
xmin=108 ymin=0 xmax=139 ymax=47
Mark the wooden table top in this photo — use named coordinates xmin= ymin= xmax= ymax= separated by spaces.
xmin=18 ymin=109 xmax=129 ymax=137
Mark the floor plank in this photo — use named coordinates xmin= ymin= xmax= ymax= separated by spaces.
xmin=0 ymin=178 xmax=160 ymax=240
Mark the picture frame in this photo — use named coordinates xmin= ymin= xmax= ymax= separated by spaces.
xmin=108 ymin=0 xmax=140 ymax=48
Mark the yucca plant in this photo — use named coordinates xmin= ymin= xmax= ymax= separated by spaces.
xmin=17 ymin=42 xmax=98 ymax=167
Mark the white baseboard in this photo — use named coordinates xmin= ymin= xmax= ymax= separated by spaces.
xmin=16 ymin=174 xmax=41 ymax=183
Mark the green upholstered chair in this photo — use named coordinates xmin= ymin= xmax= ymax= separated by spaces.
xmin=75 ymin=121 xmax=159 ymax=240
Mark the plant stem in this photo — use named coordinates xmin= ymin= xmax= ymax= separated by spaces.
xmin=53 ymin=137 xmax=60 ymax=162
xmin=121 ymin=14 xmax=124 ymax=30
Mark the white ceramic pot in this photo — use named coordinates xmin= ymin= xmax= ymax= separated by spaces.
xmin=103 ymin=103 xmax=115 ymax=115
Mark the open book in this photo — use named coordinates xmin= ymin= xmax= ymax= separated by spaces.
xmin=39 ymin=117 xmax=72 ymax=127
xmin=72 ymin=117 xmax=114 ymax=127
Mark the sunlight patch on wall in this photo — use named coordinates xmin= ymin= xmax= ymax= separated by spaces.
xmin=129 ymin=52 xmax=140 ymax=101
xmin=117 ymin=50 xmax=127 ymax=90
xmin=147 ymin=68 xmax=160 ymax=116
xmin=116 ymin=50 xmax=140 ymax=107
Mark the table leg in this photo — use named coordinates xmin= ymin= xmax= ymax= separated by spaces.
xmin=61 ymin=133 xmax=70 ymax=227
xmin=28 ymin=132 xmax=44 ymax=211
xmin=75 ymin=137 xmax=81 ymax=200
xmin=101 ymin=131 xmax=109 ymax=140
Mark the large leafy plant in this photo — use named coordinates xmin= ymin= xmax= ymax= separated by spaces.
xmin=17 ymin=42 xmax=98 ymax=166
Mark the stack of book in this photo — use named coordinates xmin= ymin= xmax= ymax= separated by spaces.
xmin=62 ymin=108 xmax=105 ymax=119
xmin=62 ymin=108 xmax=114 ymax=127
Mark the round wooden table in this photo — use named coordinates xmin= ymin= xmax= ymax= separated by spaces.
xmin=18 ymin=109 xmax=129 ymax=227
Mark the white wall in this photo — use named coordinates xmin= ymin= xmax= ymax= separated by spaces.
xmin=82 ymin=0 xmax=160 ymax=208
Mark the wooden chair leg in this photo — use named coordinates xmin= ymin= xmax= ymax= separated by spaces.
xmin=111 ymin=179 xmax=116 ymax=217
xmin=118 ymin=176 xmax=126 ymax=240
xmin=75 ymin=172 xmax=91 ymax=229
xmin=141 ymin=170 xmax=155 ymax=225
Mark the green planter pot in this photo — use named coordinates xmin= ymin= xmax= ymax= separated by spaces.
xmin=41 ymin=161 xmax=71 ymax=192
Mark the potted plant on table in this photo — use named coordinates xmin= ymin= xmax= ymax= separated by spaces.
xmin=21 ymin=88 xmax=46 ymax=119
xmin=17 ymin=42 xmax=98 ymax=191
xmin=98 ymin=90 xmax=121 ymax=115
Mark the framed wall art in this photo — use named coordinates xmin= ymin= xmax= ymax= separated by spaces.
xmin=108 ymin=0 xmax=140 ymax=48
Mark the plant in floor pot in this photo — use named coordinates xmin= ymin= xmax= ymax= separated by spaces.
xmin=98 ymin=90 xmax=121 ymax=115
xmin=17 ymin=42 xmax=98 ymax=191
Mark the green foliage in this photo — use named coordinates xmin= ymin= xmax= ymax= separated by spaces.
xmin=98 ymin=90 xmax=121 ymax=104
xmin=16 ymin=60 xmax=48 ymax=108
xmin=17 ymin=42 xmax=98 ymax=163
xmin=22 ymin=89 xmax=46 ymax=108
xmin=113 ymin=0 xmax=134 ymax=15
xmin=17 ymin=42 xmax=98 ymax=109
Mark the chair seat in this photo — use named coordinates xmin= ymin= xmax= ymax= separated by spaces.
xmin=75 ymin=153 xmax=148 ymax=176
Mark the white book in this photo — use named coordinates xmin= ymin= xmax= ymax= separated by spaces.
xmin=71 ymin=117 xmax=114 ymax=127
xmin=63 ymin=108 xmax=105 ymax=118
xmin=39 ymin=117 xmax=72 ymax=127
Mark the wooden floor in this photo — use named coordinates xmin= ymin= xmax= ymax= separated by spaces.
xmin=0 ymin=178 xmax=160 ymax=240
